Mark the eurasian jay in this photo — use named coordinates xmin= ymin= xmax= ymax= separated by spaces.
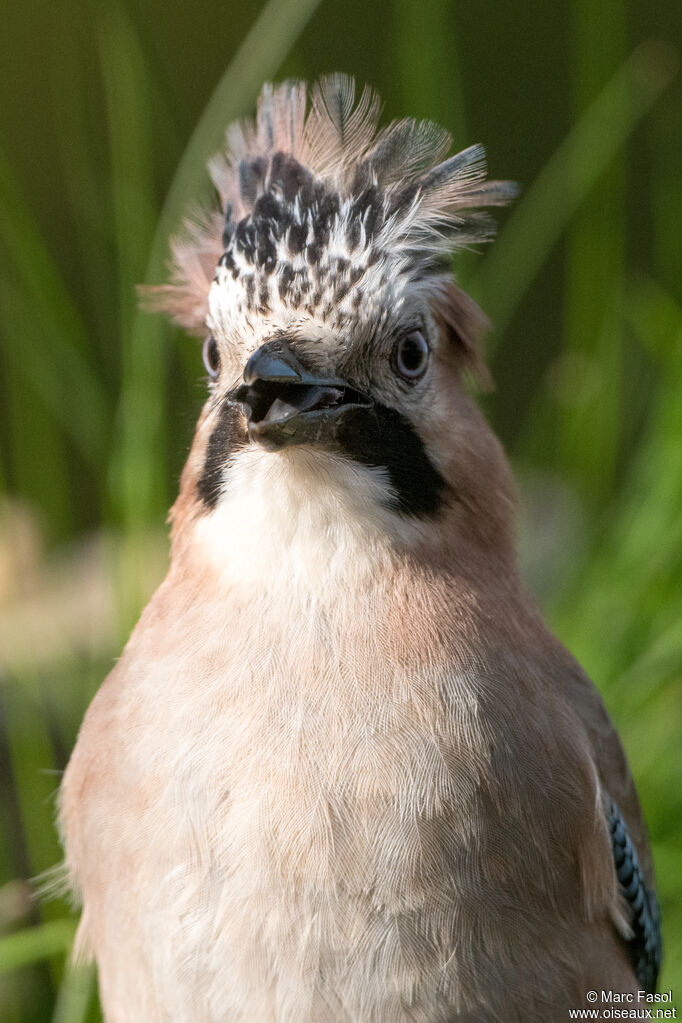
xmin=60 ymin=75 xmax=661 ymax=1022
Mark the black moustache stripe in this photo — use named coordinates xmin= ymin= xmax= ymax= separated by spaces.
xmin=197 ymin=398 xmax=445 ymax=519
xmin=197 ymin=402 xmax=247 ymax=509
xmin=334 ymin=404 xmax=446 ymax=518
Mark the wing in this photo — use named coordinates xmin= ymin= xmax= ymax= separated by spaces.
xmin=608 ymin=798 xmax=662 ymax=992
xmin=560 ymin=661 xmax=662 ymax=990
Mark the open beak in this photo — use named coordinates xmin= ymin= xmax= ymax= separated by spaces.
xmin=231 ymin=340 xmax=372 ymax=451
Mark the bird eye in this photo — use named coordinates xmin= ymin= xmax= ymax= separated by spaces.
xmin=202 ymin=336 xmax=221 ymax=380
xmin=394 ymin=330 xmax=429 ymax=381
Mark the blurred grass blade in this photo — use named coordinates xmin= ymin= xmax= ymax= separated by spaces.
xmin=628 ymin=276 xmax=682 ymax=371
xmin=0 ymin=288 xmax=71 ymax=535
xmin=3 ymin=679 xmax=63 ymax=880
xmin=0 ymin=148 xmax=108 ymax=420
xmin=145 ymin=0 xmax=325 ymax=281
xmin=51 ymin=962 xmax=97 ymax=1023
xmin=549 ymin=278 xmax=682 ymax=679
xmin=48 ymin=25 xmax=118 ymax=361
xmin=0 ymin=919 xmax=76 ymax=974
xmin=0 ymin=147 xmax=85 ymax=345
xmin=556 ymin=0 xmax=626 ymax=500
xmin=0 ymin=276 xmax=105 ymax=469
xmin=393 ymin=0 xmax=467 ymax=146
xmin=474 ymin=42 xmax=677 ymax=337
xmin=95 ymin=1 xmax=171 ymax=638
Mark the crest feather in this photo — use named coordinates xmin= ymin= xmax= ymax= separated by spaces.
xmin=144 ymin=74 xmax=515 ymax=333
xmin=361 ymin=119 xmax=451 ymax=187
xmin=302 ymin=75 xmax=382 ymax=176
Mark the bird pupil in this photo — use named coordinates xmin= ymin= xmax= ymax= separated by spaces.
xmin=395 ymin=331 xmax=428 ymax=379
xmin=203 ymin=336 xmax=221 ymax=378
xmin=402 ymin=338 xmax=422 ymax=369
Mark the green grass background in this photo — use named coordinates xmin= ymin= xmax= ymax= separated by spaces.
xmin=0 ymin=0 xmax=681 ymax=1018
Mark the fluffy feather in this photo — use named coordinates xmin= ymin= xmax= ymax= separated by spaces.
xmin=143 ymin=75 xmax=515 ymax=335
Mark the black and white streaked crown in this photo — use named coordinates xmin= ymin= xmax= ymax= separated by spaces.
xmin=150 ymin=75 xmax=516 ymax=335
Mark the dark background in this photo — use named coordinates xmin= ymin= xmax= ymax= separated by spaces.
xmin=1 ymin=0 xmax=681 ymax=1017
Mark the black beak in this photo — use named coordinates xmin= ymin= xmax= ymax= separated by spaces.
xmin=231 ymin=340 xmax=372 ymax=452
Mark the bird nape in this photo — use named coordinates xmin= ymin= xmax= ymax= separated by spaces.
xmin=60 ymin=74 xmax=661 ymax=1022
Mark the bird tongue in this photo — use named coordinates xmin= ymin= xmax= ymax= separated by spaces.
xmin=263 ymin=385 xmax=344 ymax=424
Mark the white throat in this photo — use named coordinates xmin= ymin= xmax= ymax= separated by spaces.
xmin=192 ymin=446 xmax=420 ymax=596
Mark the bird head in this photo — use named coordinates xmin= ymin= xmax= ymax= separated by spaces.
xmin=147 ymin=76 xmax=519 ymax=574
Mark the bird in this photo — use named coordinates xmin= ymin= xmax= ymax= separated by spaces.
xmin=59 ymin=74 xmax=661 ymax=1022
